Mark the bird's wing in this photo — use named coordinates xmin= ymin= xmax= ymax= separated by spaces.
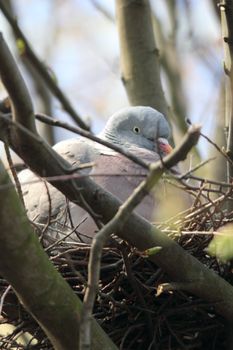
xmin=18 ymin=138 xmax=102 ymax=244
xmin=19 ymin=140 xmax=168 ymax=244
xmin=53 ymin=137 xmax=99 ymax=167
xmin=89 ymin=147 xmax=160 ymax=220
xmin=63 ymin=147 xmax=161 ymax=240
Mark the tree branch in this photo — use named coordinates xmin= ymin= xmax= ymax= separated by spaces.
xmin=2 ymin=30 xmax=233 ymax=329
xmin=0 ymin=32 xmax=35 ymax=132
xmin=0 ymin=159 xmax=117 ymax=350
xmin=151 ymin=10 xmax=188 ymax=134
xmin=116 ymin=0 xmax=169 ymax=117
xmin=220 ymin=1 xmax=233 ymax=167
xmin=5 ymin=0 xmax=55 ymax=144
xmin=80 ymin=123 xmax=201 ymax=349
xmin=3 ymin=100 xmax=233 ymax=324
xmin=0 ymin=33 xmax=117 ymax=349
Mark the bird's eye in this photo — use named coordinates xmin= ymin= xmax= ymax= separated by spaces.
xmin=133 ymin=126 xmax=140 ymax=134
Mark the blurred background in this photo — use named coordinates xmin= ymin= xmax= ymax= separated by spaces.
xmin=0 ymin=0 xmax=224 ymax=160
xmin=0 ymin=1 xmax=231 ymax=346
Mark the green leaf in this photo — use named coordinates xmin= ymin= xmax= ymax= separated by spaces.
xmin=143 ymin=246 xmax=162 ymax=257
xmin=207 ymin=224 xmax=233 ymax=262
xmin=16 ymin=38 xmax=26 ymax=55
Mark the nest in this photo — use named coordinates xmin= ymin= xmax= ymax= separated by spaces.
xmin=1 ymin=176 xmax=233 ymax=349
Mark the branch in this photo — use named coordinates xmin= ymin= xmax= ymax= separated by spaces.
xmin=115 ymin=0 xmax=169 ymax=117
xmin=151 ymin=11 xmax=188 ymax=134
xmin=4 ymin=105 xmax=233 ymax=324
xmin=0 ymin=33 xmax=117 ymax=350
xmin=5 ymin=0 xmax=54 ymax=144
xmin=2 ymin=31 xmax=233 ymax=327
xmin=80 ymin=123 xmax=201 ymax=349
xmin=0 ymin=100 xmax=151 ymax=172
xmin=0 ymin=1 xmax=89 ymax=130
xmin=90 ymin=0 xmax=114 ymax=21
xmin=0 ymin=159 xmax=117 ymax=350
xmin=219 ymin=1 xmax=233 ymax=172
xmin=0 ymin=32 xmax=36 ymax=132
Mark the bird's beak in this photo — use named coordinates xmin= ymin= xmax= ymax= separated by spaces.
xmin=157 ymin=137 xmax=173 ymax=155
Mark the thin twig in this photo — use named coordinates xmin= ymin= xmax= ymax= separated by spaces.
xmin=121 ymin=245 xmax=156 ymax=349
xmin=0 ymin=109 xmax=150 ymax=170
xmin=188 ymin=117 xmax=233 ymax=167
xmin=39 ymin=179 xmax=52 ymax=242
xmin=44 ymin=217 xmax=88 ymax=252
xmin=201 ymin=131 xmax=233 ymax=167
xmin=0 ymin=284 xmax=11 ymax=316
xmin=36 ymin=112 xmax=149 ymax=169
xmin=179 ymin=157 xmax=216 ymax=180
xmin=0 ymin=112 xmax=72 ymax=173
xmin=4 ymin=141 xmax=25 ymax=207
xmin=90 ymin=0 xmax=114 ymax=21
xmin=0 ymin=172 xmax=148 ymax=192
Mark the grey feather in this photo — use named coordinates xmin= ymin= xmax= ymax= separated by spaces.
xmin=19 ymin=106 xmax=171 ymax=245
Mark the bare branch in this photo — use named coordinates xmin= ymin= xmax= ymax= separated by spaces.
xmin=4 ymin=106 xmax=233 ymax=325
xmin=0 ymin=32 xmax=35 ymax=132
xmin=116 ymin=0 xmax=169 ymax=117
xmin=0 ymin=159 xmax=117 ymax=350
xmin=90 ymin=0 xmax=114 ymax=21
xmin=0 ymin=285 xmax=11 ymax=316
xmin=151 ymin=11 xmax=188 ymax=134
xmin=219 ymin=1 xmax=233 ymax=172
xmin=2 ymin=31 xmax=233 ymax=328
xmin=4 ymin=141 xmax=25 ymax=207
xmin=0 ymin=108 xmax=150 ymax=170
xmin=5 ymin=0 xmax=55 ymax=144
xmin=80 ymin=123 xmax=201 ymax=349
xmin=0 ymin=34 xmax=117 ymax=349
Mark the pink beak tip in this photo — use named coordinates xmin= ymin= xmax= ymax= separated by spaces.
xmin=158 ymin=141 xmax=173 ymax=155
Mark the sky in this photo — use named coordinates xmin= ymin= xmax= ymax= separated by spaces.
xmin=0 ymin=0 xmax=225 ymax=159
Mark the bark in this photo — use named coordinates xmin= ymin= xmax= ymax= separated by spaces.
xmin=116 ymin=0 xmax=169 ymax=117
xmin=0 ymin=160 xmax=117 ymax=350
xmin=152 ymin=11 xmax=188 ymax=134
xmin=2 ymin=111 xmax=233 ymax=321
xmin=0 ymin=32 xmax=116 ymax=350
xmin=2 ymin=23 xmax=233 ymax=331
xmin=219 ymin=1 xmax=233 ymax=210
xmin=220 ymin=2 xmax=233 ymax=161
xmin=4 ymin=0 xmax=54 ymax=145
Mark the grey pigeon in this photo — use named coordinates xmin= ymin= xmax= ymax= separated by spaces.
xmin=18 ymin=106 xmax=172 ymax=245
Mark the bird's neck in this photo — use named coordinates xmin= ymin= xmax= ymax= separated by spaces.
xmin=99 ymin=130 xmax=125 ymax=147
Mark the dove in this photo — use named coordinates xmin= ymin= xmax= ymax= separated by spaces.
xmin=18 ymin=106 xmax=172 ymax=245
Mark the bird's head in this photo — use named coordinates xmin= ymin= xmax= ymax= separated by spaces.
xmin=100 ymin=106 xmax=172 ymax=155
